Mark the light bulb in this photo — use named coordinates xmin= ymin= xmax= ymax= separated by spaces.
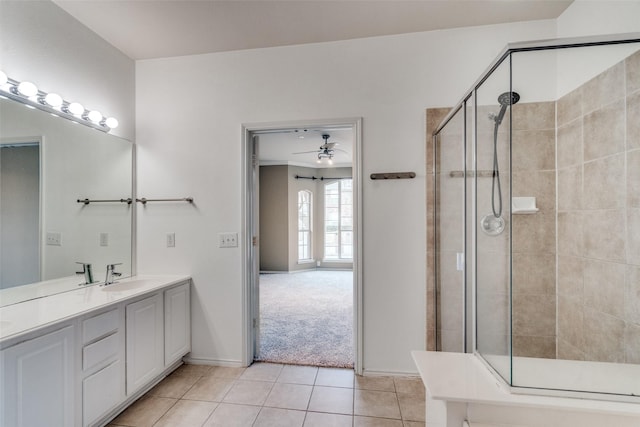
xmin=67 ymin=102 xmax=84 ymax=116
xmin=0 ymin=70 xmax=7 ymax=86
xmin=86 ymin=110 xmax=103 ymax=123
xmin=17 ymin=81 xmax=38 ymax=97
xmin=43 ymin=93 xmax=63 ymax=108
xmin=328 ymin=158 xmax=334 ymax=165
xmin=104 ymin=117 xmax=118 ymax=129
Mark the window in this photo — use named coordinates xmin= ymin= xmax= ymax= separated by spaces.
xmin=324 ymin=179 xmax=353 ymax=260
xmin=298 ymin=190 xmax=312 ymax=261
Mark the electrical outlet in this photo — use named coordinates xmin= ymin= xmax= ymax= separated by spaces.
xmin=166 ymin=233 xmax=175 ymax=248
xmin=46 ymin=232 xmax=62 ymax=246
xmin=219 ymin=232 xmax=238 ymax=248
xmin=100 ymin=232 xmax=109 ymax=247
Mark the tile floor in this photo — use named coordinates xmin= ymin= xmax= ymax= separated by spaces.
xmin=108 ymin=363 xmax=426 ymax=427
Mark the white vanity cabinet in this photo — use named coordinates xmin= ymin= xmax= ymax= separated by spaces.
xmin=164 ymin=282 xmax=191 ymax=366
xmin=0 ymin=276 xmax=191 ymax=427
xmin=80 ymin=308 xmax=125 ymax=427
xmin=125 ymin=292 xmax=164 ymax=395
xmin=0 ymin=325 xmax=75 ymax=427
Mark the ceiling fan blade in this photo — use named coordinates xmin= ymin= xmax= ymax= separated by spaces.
xmin=321 ymin=142 xmax=338 ymax=149
xmin=292 ymin=150 xmax=320 ymax=155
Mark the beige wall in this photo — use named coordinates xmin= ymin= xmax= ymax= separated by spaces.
xmin=260 ymin=165 xmax=353 ymax=272
xmin=259 ymin=166 xmax=289 ymax=271
xmin=556 ymin=50 xmax=640 ymax=364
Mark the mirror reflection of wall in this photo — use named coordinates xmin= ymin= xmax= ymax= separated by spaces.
xmin=0 ymin=97 xmax=133 ymax=304
xmin=0 ymin=142 xmax=40 ymax=288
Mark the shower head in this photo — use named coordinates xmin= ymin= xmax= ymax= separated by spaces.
xmin=494 ymin=91 xmax=520 ymax=125
xmin=498 ymin=91 xmax=520 ymax=106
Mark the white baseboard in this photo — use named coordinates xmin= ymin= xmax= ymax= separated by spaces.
xmin=183 ymin=356 xmax=246 ymax=367
xmin=362 ymin=368 xmax=420 ymax=377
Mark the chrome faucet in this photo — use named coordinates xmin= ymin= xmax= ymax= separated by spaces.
xmin=104 ymin=263 xmax=122 ymax=285
xmin=76 ymin=262 xmax=95 ymax=285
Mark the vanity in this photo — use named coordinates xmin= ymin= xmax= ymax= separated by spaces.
xmin=0 ymin=275 xmax=191 ymax=427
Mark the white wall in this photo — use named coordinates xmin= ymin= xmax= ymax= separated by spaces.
xmin=557 ymin=0 xmax=640 ymax=38
xmin=136 ymin=20 xmax=556 ymax=373
xmin=555 ymin=0 xmax=640 ymax=97
xmin=0 ymin=1 xmax=135 ymax=140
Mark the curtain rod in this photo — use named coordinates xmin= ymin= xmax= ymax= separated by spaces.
xmin=294 ymin=175 xmax=351 ymax=181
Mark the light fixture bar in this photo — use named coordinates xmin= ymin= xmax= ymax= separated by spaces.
xmin=0 ymin=73 xmax=118 ymax=133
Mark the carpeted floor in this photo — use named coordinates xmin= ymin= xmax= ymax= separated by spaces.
xmin=256 ymin=270 xmax=354 ymax=368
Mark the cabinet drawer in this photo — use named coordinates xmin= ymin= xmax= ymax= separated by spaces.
xmin=83 ymin=332 xmax=119 ymax=371
xmin=83 ymin=360 xmax=123 ymax=427
xmin=82 ymin=309 xmax=119 ymax=344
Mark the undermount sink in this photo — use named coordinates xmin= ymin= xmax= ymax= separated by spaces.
xmin=100 ymin=280 xmax=151 ymax=292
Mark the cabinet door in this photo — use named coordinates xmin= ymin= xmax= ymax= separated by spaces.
xmin=0 ymin=326 xmax=74 ymax=427
xmin=126 ymin=293 xmax=163 ymax=395
xmin=164 ymin=282 xmax=191 ymax=366
xmin=83 ymin=359 xmax=123 ymax=426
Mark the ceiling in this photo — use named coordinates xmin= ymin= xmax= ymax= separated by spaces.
xmin=257 ymin=126 xmax=353 ymax=169
xmin=50 ymin=0 xmax=572 ymax=168
xmin=53 ymin=0 xmax=572 ymax=60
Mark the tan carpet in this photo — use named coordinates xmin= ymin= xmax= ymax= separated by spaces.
xmin=256 ymin=270 xmax=354 ymax=368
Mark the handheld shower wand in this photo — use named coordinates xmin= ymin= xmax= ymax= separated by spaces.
xmin=490 ymin=91 xmax=520 ymax=218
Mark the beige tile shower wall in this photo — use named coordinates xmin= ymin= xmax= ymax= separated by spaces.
xmin=556 ymin=50 xmax=640 ymax=364
xmin=511 ymin=101 xmax=557 ymax=359
xmin=426 ymin=108 xmax=453 ymax=352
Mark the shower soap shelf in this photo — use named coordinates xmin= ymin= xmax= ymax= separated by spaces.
xmin=512 ymin=196 xmax=539 ymax=214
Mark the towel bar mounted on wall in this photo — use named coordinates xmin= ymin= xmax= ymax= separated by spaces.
xmin=136 ymin=197 xmax=194 ymax=204
xmin=370 ymin=172 xmax=416 ymax=180
xmin=77 ymin=198 xmax=133 ymax=205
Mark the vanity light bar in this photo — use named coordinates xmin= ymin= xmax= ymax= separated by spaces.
xmin=0 ymin=70 xmax=118 ymax=133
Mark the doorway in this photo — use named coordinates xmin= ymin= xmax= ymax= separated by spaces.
xmin=0 ymin=141 xmax=41 ymax=289
xmin=242 ymin=118 xmax=362 ymax=373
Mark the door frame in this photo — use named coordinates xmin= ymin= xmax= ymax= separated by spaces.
xmin=241 ymin=117 xmax=363 ymax=374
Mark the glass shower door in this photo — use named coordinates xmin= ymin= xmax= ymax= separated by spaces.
xmin=434 ymin=106 xmax=467 ymax=352
xmin=474 ymin=56 xmax=513 ymax=382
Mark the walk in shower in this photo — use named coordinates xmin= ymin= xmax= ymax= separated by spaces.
xmin=431 ymin=34 xmax=640 ymax=399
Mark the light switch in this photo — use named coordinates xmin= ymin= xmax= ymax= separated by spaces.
xmin=456 ymin=252 xmax=465 ymax=271
xmin=166 ymin=233 xmax=175 ymax=248
xmin=100 ymin=232 xmax=109 ymax=247
xmin=219 ymin=232 xmax=238 ymax=248
xmin=46 ymin=232 xmax=62 ymax=246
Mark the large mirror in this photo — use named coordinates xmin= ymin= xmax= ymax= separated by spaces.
xmin=0 ymin=97 xmax=133 ymax=306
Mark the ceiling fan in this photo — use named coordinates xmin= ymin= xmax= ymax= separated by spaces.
xmin=292 ymin=134 xmax=340 ymax=162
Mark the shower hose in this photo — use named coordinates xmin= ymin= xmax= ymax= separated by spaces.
xmin=491 ymin=120 xmax=502 ymax=218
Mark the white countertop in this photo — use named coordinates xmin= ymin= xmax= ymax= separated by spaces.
xmin=412 ymin=351 xmax=640 ymax=417
xmin=0 ymin=275 xmax=190 ymax=343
